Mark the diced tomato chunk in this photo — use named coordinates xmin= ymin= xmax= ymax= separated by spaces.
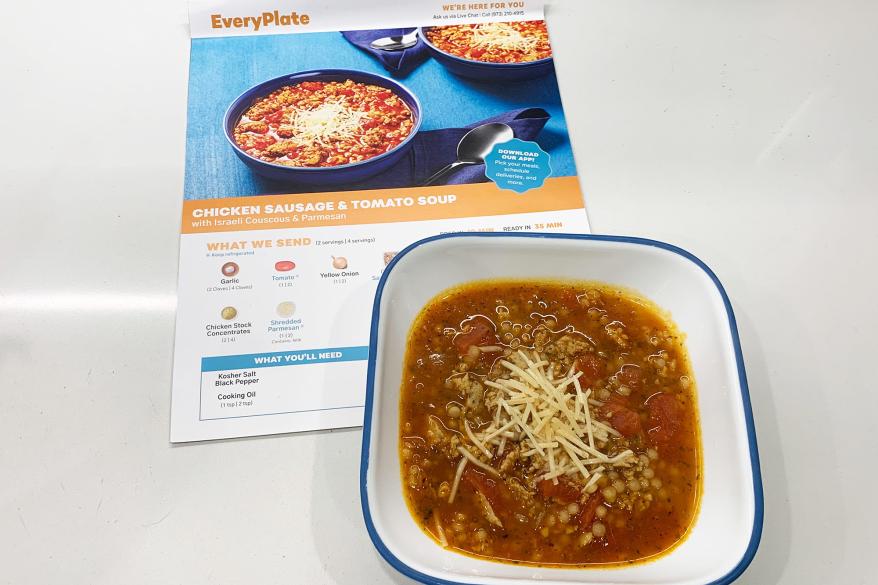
xmin=250 ymin=136 xmax=275 ymax=150
xmin=300 ymin=81 xmax=322 ymax=91
xmin=470 ymin=47 xmax=486 ymax=58
xmin=616 ymin=364 xmax=642 ymax=389
xmin=646 ymin=393 xmax=682 ymax=446
xmin=606 ymin=394 xmax=628 ymax=406
xmin=578 ymin=493 xmax=603 ymax=529
xmin=452 ymin=317 xmax=496 ymax=354
xmin=603 ymin=397 xmax=642 ymax=437
xmin=573 ymin=353 xmax=606 ymax=387
xmin=537 ymin=479 xmax=581 ymax=504
xmin=265 ymin=110 xmax=284 ymax=124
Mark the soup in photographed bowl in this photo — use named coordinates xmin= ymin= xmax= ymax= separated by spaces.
xmin=398 ymin=279 xmax=702 ymax=567
xmin=232 ymin=79 xmax=415 ymax=168
xmin=424 ymin=21 xmax=552 ymax=63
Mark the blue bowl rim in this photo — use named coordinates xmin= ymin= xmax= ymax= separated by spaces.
xmin=417 ymin=25 xmax=554 ymax=69
xmin=222 ymin=68 xmax=423 ymax=173
xmin=360 ymin=231 xmax=764 ymax=585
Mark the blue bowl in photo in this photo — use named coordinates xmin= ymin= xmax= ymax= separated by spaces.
xmin=418 ymin=26 xmax=555 ymax=81
xmin=223 ymin=69 xmax=422 ymax=186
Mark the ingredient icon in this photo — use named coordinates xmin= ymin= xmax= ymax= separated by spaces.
xmin=275 ymin=260 xmax=296 ymax=272
xmin=220 ymin=306 xmax=237 ymax=320
xmin=221 ymin=262 xmax=239 ymax=277
xmin=331 ymin=256 xmax=348 ymax=270
xmin=276 ymin=301 xmax=296 ymax=318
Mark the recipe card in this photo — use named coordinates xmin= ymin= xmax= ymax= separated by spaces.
xmin=170 ymin=0 xmax=590 ymax=442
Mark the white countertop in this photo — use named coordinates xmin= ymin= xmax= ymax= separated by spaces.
xmin=1 ymin=0 xmax=876 ymax=583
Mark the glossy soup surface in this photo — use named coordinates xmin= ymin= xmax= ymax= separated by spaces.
xmin=398 ymin=280 xmax=701 ymax=566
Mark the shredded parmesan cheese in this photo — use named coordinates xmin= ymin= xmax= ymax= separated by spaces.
xmin=434 ymin=514 xmax=449 ymax=547
xmin=457 ymin=445 xmax=500 ymax=477
xmin=464 ymin=420 xmax=492 ymax=458
xmin=448 ymin=456 xmax=468 ymax=503
xmin=497 ymin=435 xmax=507 ymax=456
xmin=592 ymin=420 xmax=621 ymax=437
xmin=288 ymin=98 xmax=368 ymax=147
xmin=471 ymin=22 xmax=539 ymax=53
xmin=556 ymin=435 xmax=590 ymax=479
xmin=583 ymin=466 xmax=605 ymax=491
xmin=478 ymin=345 xmax=503 ymax=353
xmin=501 ymin=399 xmax=544 ymax=456
xmin=483 ymin=419 xmax=516 ymax=443
xmin=577 ymin=382 xmax=595 ymax=449
xmin=473 ymin=351 xmax=637 ymax=487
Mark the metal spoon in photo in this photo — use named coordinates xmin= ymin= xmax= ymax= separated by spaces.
xmin=422 ymin=123 xmax=515 ymax=187
xmin=370 ymin=30 xmax=419 ymax=51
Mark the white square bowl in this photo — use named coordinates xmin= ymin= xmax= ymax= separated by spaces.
xmin=360 ymin=233 xmax=763 ymax=585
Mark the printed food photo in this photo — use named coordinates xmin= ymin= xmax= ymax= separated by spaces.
xmin=423 ymin=21 xmax=553 ymax=63
xmin=223 ymin=70 xmax=422 ymax=185
xmin=232 ymin=79 xmax=415 ymax=167
xmin=420 ymin=21 xmax=556 ymax=81
xmin=185 ymin=19 xmax=575 ymax=198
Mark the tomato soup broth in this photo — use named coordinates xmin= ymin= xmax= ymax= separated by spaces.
xmin=398 ymin=280 xmax=702 ymax=566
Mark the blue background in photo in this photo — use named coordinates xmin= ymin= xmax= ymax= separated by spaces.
xmin=184 ymin=32 xmax=577 ymax=199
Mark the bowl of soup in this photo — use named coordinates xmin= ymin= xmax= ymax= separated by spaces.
xmin=224 ymin=69 xmax=421 ymax=185
xmin=360 ymin=233 xmax=762 ymax=584
xmin=419 ymin=21 xmax=555 ymax=81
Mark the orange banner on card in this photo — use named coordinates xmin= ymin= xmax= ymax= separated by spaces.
xmin=181 ymin=176 xmax=583 ymax=234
